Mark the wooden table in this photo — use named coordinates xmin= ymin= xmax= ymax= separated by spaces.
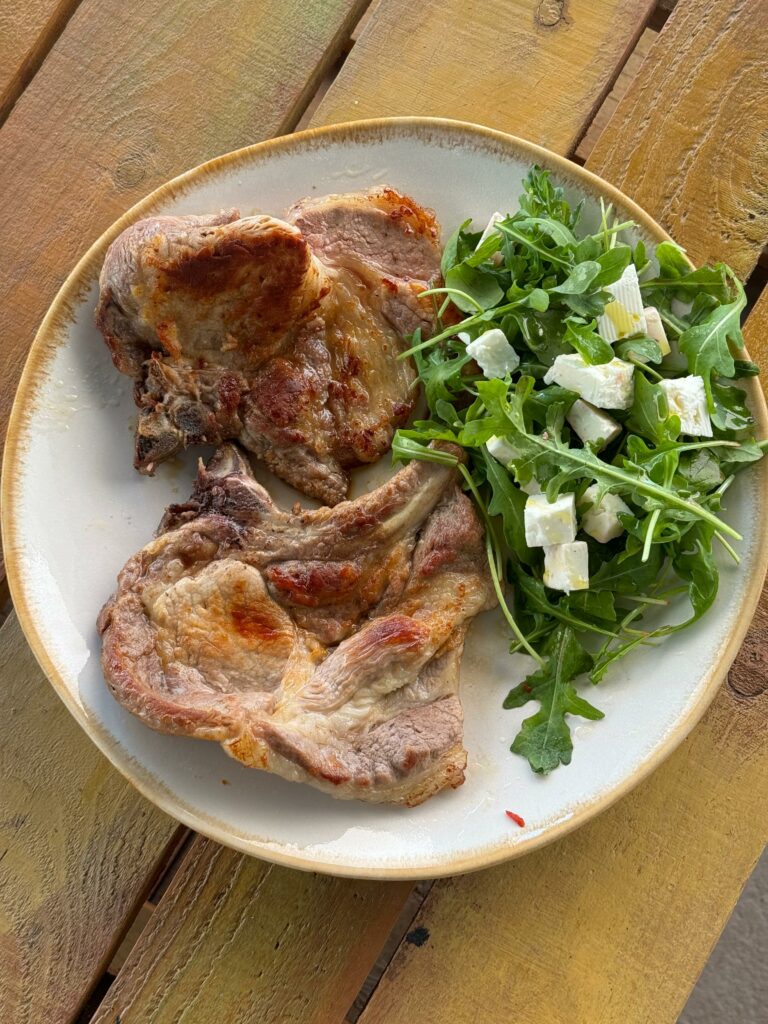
xmin=1 ymin=1 xmax=766 ymax=1020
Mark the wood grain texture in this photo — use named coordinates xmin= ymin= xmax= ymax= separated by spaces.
xmin=0 ymin=0 xmax=368 ymax=459
xmin=587 ymin=0 xmax=768 ymax=280
xmin=0 ymin=614 xmax=182 ymax=1023
xmin=0 ymin=0 xmax=81 ymax=124
xmin=312 ymin=0 xmax=655 ymax=153
xmin=91 ymin=836 xmax=411 ymax=1024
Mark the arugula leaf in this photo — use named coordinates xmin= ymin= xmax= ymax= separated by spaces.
xmin=391 ymin=434 xmax=459 ymax=466
xmin=632 ymin=239 xmax=650 ymax=273
xmin=733 ymin=359 xmax=760 ymax=378
xmin=513 ymin=216 xmax=577 ymax=249
xmin=655 ymin=240 xmax=692 ymax=280
xmin=565 ymin=317 xmax=613 ymax=365
xmin=414 ymin=343 xmax=471 ymax=415
xmin=551 ymin=261 xmax=600 ymax=295
xmin=590 ymin=547 xmax=665 ymax=595
xmin=614 ymin=336 xmax=662 ymax=365
xmin=625 ymin=371 xmax=678 ymax=444
xmin=483 ymin=449 xmax=534 ymax=564
xmin=444 ymin=263 xmax=504 ymax=312
xmin=710 ymin=381 xmax=754 ymax=437
xmin=678 ymin=277 xmax=746 ymax=406
xmin=672 ymin=522 xmax=718 ymax=623
xmin=504 ymin=626 xmax=602 ymax=774
xmin=592 ymin=245 xmax=632 ymax=287
xmin=440 ymin=219 xmax=472 ymax=277
xmin=512 ymin=309 xmax=570 ymax=364
xmin=678 ymin=449 xmax=724 ymax=490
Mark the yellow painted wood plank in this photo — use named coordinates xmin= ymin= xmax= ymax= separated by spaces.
xmin=312 ymin=0 xmax=656 ymax=153
xmin=0 ymin=613 xmax=183 ymax=1022
xmin=0 ymin=0 xmax=80 ymax=123
xmin=90 ymin=836 xmax=411 ymax=1024
xmin=587 ymin=0 xmax=768 ymax=280
xmin=0 ymin=0 xmax=368 ymax=459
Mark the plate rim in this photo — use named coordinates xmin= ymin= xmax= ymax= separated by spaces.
xmin=3 ymin=115 xmax=768 ymax=879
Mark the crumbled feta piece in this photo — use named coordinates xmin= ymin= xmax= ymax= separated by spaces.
xmin=476 ymin=211 xmax=505 ymax=265
xmin=659 ymin=375 xmax=713 ymax=437
xmin=524 ymin=492 xmax=577 ymax=547
xmin=543 ymin=542 xmax=589 ymax=593
xmin=486 ymin=435 xmax=539 ymax=492
xmin=642 ymin=306 xmax=671 ymax=356
xmin=544 ymin=354 xmax=634 ymax=410
xmin=466 ymin=328 xmax=520 ymax=379
xmin=597 ymin=264 xmax=647 ymax=343
xmin=566 ymin=399 xmax=621 ymax=451
xmin=580 ymin=485 xmax=631 ymax=543
xmin=486 ymin=435 xmax=519 ymax=466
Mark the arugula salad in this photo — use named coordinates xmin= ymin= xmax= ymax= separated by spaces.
xmin=392 ymin=167 xmax=765 ymax=775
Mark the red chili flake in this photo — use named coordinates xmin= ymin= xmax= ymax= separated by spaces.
xmin=505 ymin=810 xmax=525 ymax=827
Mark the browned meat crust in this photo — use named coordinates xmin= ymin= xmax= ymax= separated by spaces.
xmin=99 ymin=444 xmax=496 ymax=805
xmin=95 ymin=188 xmax=441 ymax=503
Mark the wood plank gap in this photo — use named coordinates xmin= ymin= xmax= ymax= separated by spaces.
xmin=273 ymin=0 xmax=375 ymax=137
xmin=147 ymin=829 xmax=195 ymax=905
xmin=0 ymin=0 xmax=84 ymax=127
xmin=572 ymin=24 xmax=658 ymax=163
xmin=70 ymin=824 xmax=189 ymax=1021
xmin=745 ymin=246 xmax=768 ymax=317
xmin=647 ymin=0 xmax=676 ymax=32
xmin=345 ymin=881 xmax=434 ymax=1023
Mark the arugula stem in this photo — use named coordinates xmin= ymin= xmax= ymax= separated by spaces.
xmin=658 ymin=309 xmax=686 ymax=337
xmin=420 ymin=286 xmax=485 ymax=314
xmin=497 ymin=224 xmax=571 ymax=267
xmin=641 ymin=509 xmax=661 ymax=562
xmin=630 ymin=358 xmax=664 ymax=382
xmin=620 ymin=594 xmax=669 ymax=606
xmin=485 ymin=534 xmax=543 ymax=664
xmin=714 ymin=531 xmax=741 ymax=564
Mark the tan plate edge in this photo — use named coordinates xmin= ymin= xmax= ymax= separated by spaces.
xmin=3 ymin=116 xmax=768 ymax=880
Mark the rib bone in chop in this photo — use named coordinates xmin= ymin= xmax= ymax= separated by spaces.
xmin=96 ymin=187 xmax=441 ymax=504
xmin=98 ymin=445 xmax=496 ymax=805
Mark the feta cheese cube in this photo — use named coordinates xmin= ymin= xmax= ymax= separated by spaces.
xmin=659 ymin=375 xmax=713 ymax=437
xmin=544 ymin=354 xmax=634 ymax=410
xmin=642 ymin=306 xmax=671 ymax=356
xmin=580 ymin=485 xmax=631 ymax=543
xmin=597 ymin=264 xmax=647 ymax=343
xmin=524 ymin=492 xmax=577 ymax=547
xmin=476 ymin=211 xmax=505 ymax=265
xmin=486 ymin=435 xmax=539 ymax=493
xmin=466 ymin=328 xmax=520 ymax=379
xmin=543 ymin=542 xmax=589 ymax=593
xmin=566 ymin=399 xmax=621 ymax=451
xmin=486 ymin=435 xmax=519 ymax=466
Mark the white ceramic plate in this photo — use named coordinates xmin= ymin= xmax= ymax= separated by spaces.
xmin=4 ymin=118 xmax=767 ymax=879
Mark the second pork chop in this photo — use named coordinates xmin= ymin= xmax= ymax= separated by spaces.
xmin=99 ymin=444 xmax=496 ymax=805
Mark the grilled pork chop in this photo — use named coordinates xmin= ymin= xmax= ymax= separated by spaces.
xmin=96 ymin=188 xmax=441 ymax=504
xmin=98 ymin=444 xmax=495 ymax=804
